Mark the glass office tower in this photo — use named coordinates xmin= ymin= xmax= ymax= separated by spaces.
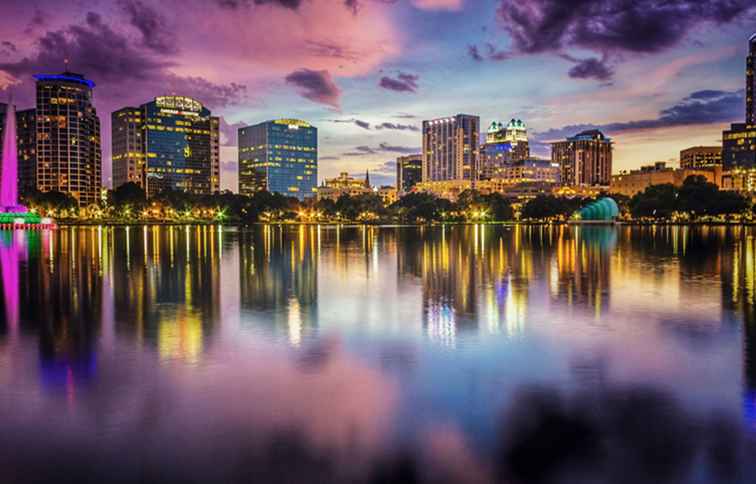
xmin=112 ymin=96 xmax=220 ymax=196
xmin=238 ymin=119 xmax=317 ymax=199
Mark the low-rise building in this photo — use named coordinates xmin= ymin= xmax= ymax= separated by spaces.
xmin=610 ymin=162 xmax=722 ymax=197
xmin=722 ymin=168 xmax=756 ymax=193
xmin=317 ymin=172 xmax=372 ymax=201
xmin=378 ymin=186 xmax=398 ymax=206
xmin=492 ymin=159 xmax=560 ymax=185
xmin=680 ymin=146 xmax=721 ymax=169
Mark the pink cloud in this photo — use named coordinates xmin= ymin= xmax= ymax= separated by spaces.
xmin=411 ymin=0 xmax=463 ymax=10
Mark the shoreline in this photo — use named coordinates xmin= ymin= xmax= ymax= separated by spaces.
xmin=45 ymin=220 xmax=756 ymax=227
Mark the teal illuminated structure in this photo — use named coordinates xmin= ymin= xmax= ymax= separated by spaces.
xmin=576 ymin=197 xmax=619 ymax=222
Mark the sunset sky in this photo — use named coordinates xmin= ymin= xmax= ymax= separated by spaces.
xmin=0 ymin=0 xmax=754 ymax=190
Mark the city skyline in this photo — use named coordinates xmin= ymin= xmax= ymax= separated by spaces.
xmin=0 ymin=1 xmax=754 ymax=190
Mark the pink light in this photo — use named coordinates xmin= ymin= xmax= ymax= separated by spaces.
xmin=1 ymin=103 xmax=19 ymax=209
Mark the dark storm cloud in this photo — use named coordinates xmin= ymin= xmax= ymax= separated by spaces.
xmin=535 ymin=89 xmax=744 ymax=141
xmin=120 ymin=0 xmax=178 ymax=54
xmin=0 ymin=12 xmax=246 ymax=109
xmin=497 ymin=0 xmax=755 ymax=55
xmin=483 ymin=0 xmax=756 ymax=80
xmin=285 ymin=68 xmax=341 ymax=108
xmin=379 ymin=72 xmax=419 ymax=93
xmin=566 ymin=56 xmax=614 ymax=81
xmin=0 ymin=12 xmax=171 ymax=84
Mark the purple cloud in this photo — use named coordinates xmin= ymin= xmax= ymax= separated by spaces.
xmin=120 ymin=0 xmax=178 ymax=54
xmin=565 ymin=56 xmax=613 ymax=81
xmin=492 ymin=0 xmax=756 ymax=80
xmin=379 ymin=72 xmax=419 ymax=93
xmin=285 ymin=68 xmax=341 ymax=108
xmin=535 ymin=89 xmax=745 ymax=141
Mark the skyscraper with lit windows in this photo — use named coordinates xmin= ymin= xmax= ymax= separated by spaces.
xmin=747 ymin=33 xmax=755 ymax=126
xmin=34 ymin=71 xmax=102 ymax=206
xmin=422 ymin=114 xmax=479 ymax=182
xmin=112 ymin=96 xmax=220 ymax=196
xmin=237 ymin=119 xmax=317 ymax=199
xmin=552 ymin=129 xmax=613 ymax=187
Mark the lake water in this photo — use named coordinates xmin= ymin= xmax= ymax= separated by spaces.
xmin=1 ymin=224 xmax=755 ymax=483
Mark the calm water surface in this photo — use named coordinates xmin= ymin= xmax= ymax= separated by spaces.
xmin=1 ymin=224 xmax=755 ymax=482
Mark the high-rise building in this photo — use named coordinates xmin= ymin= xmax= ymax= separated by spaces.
xmin=480 ymin=118 xmax=530 ymax=179
xmin=747 ymin=33 xmax=755 ymax=126
xmin=722 ymin=35 xmax=756 ymax=174
xmin=238 ymin=119 xmax=317 ymax=199
xmin=112 ymin=96 xmax=220 ymax=196
xmin=396 ymin=154 xmax=422 ymax=193
xmin=111 ymin=107 xmax=144 ymax=189
xmin=552 ymin=129 xmax=612 ymax=187
xmin=422 ymin=114 xmax=479 ymax=182
xmin=32 ymin=72 xmax=102 ymax=206
xmin=680 ymin=146 xmax=721 ymax=169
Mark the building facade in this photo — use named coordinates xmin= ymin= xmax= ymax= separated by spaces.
xmin=112 ymin=96 xmax=220 ymax=196
xmin=723 ymin=124 xmax=756 ymax=169
xmin=111 ymin=107 xmax=144 ymax=189
xmin=238 ymin=119 xmax=317 ymax=199
xmin=34 ymin=72 xmax=102 ymax=206
xmin=680 ymin=146 xmax=721 ymax=169
xmin=316 ymin=172 xmax=371 ymax=201
xmin=480 ymin=118 xmax=530 ymax=179
xmin=610 ymin=162 xmax=723 ymax=197
xmin=493 ymin=159 xmax=560 ymax=185
xmin=748 ymin=33 xmax=755 ymax=126
xmin=396 ymin=154 xmax=422 ymax=194
xmin=422 ymin=114 xmax=479 ymax=182
xmin=552 ymin=129 xmax=612 ymax=187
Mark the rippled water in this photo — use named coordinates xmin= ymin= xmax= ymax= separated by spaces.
xmin=0 ymin=224 xmax=755 ymax=483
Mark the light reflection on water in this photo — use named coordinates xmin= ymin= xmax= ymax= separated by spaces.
xmin=0 ymin=224 xmax=755 ymax=482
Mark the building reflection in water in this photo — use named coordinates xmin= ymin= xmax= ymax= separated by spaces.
xmin=239 ymin=225 xmax=318 ymax=345
xmin=1 ymin=223 xmax=756 ymax=429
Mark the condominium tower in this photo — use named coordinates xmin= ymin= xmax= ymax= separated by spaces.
xmin=552 ymin=129 xmax=613 ymax=187
xmin=34 ymin=72 xmax=102 ymax=206
xmin=422 ymin=114 xmax=479 ymax=181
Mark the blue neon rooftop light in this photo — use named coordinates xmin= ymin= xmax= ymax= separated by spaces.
xmin=33 ymin=73 xmax=96 ymax=88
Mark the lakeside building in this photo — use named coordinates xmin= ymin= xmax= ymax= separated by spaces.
xmin=316 ymin=172 xmax=371 ymax=201
xmin=377 ymin=185 xmax=398 ymax=206
xmin=748 ymin=33 xmax=755 ymax=126
xmin=422 ymin=114 xmax=479 ymax=182
xmin=480 ymin=118 xmax=530 ymax=179
xmin=723 ymin=123 xmax=756 ymax=170
xmin=552 ymin=129 xmax=612 ymax=188
xmin=680 ymin=146 xmax=722 ymax=169
xmin=238 ymin=119 xmax=317 ymax=200
xmin=720 ymin=35 xmax=756 ymax=191
xmin=610 ymin=162 xmax=723 ymax=197
xmin=112 ymin=96 xmax=220 ymax=196
xmin=396 ymin=154 xmax=422 ymax=194
xmin=722 ymin=168 xmax=756 ymax=193
xmin=412 ymin=177 xmax=557 ymax=202
xmin=3 ymin=72 xmax=102 ymax=206
xmin=492 ymin=158 xmax=560 ymax=185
